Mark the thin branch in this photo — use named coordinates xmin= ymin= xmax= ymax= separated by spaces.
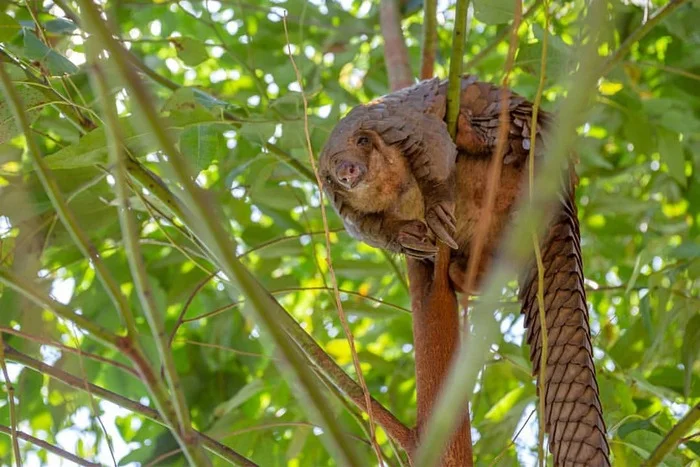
xmin=642 ymin=403 xmax=700 ymax=467
xmin=0 ymin=334 xmax=21 ymax=467
xmin=65 ymin=324 xmax=118 ymax=467
xmin=464 ymin=0 xmax=542 ymax=71
xmin=168 ymin=273 xmax=216 ymax=348
xmin=0 ymin=424 xmax=99 ymax=467
xmin=414 ymin=1 xmax=610 ymax=464
xmin=89 ymin=60 xmax=207 ymax=464
xmin=0 ymin=268 xmax=120 ymax=349
xmin=600 ymin=0 xmax=689 ymax=76
xmin=3 ymin=345 xmax=257 ymax=467
xmin=526 ymin=0 xmax=550 ymax=463
xmin=0 ymin=327 xmax=137 ymax=377
xmin=380 ymin=0 xmax=414 ymax=91
xmin=282 ymin=15 xmax=384 ymax=465
xmin=75 ymin=1 xmax=363 ymax=463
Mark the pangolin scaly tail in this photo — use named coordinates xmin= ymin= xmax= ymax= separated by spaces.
xmin=519 ymin=175 xmax=610 ymax=466
xmin=448 ymin=75 xmax=610 ymax=465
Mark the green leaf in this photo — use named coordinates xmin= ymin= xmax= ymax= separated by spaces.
xmin=22 ymin=29 xmax=79 ymax=76
xmin=172 ymin=37 xmax=209 ymax=67
xmin=618 ymin=413 xmax=658 ymax=439
xmin=179 ymin=123 xmax=228 ymax=170
xmin=473 ymin=0 xmax=514 ymax=24
xmin=44 ymin=113 xmax=227 ymax=169
xmin=657 ymin=128 xmax=686 ymax=187
xmin=44 ymin=18 xmax=78 ymax=34
xmin=516 ymin=30 xmax=573 ymax=81
xmin=212 ymin=380 xmax=264 ymax=418
xmin=0 ymin=12 xmax=21 ymax=41
xmin=0 ymin=85 xmax=47 ymax=144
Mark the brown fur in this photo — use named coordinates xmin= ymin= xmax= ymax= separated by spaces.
xmin=345 ymin=146 xmax=416 ymax=215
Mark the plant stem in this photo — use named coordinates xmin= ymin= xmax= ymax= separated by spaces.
xmin=446 ymin=0 xmax=470 ymax=140
xmin=643 ymin=403 xmax=700 ymax=467
xmin=0 ymin=63 xmax=137 ymax=340
xmin=3 ymin=345 xmax=258 ymax=467
xmin=526 ymin=0 xmax=550 ymax=463
xmin=89 ymin=59 xmax=205 ymax=464
xmin=600 ymin=0 xmax=689 ymax=76
xmin=75 ymin=1 xmax=363 ymax=463
xmin=0 ymin=334 xmax=21 ymax=467
xmin=463 ymin=0 xmax=542 ymax=71
xmin=0 ymin=268 xmax=121 ymax=349
xmin=0 ymin=424 xmax=99 ymax=467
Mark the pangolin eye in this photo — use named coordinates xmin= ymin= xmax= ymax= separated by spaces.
xmin=356 ymin=135 xmax=370 ymax=148
xmin=325 ymin=175 xmax=333 ymax=184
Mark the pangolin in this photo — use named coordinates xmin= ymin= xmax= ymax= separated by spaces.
xmin=319 ymin=75 xmax=610 ymax=466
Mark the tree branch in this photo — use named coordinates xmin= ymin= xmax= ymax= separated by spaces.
xmin=75 ymin=1 xmax=364 ymax=463
xmin=600 ymin=0 xmax=689 ymax=76
xmin=420 ymin=0 xmax=438 ymax=79
xmin=380 ymin=0 xmax=414 ymax=91
xmin=3 ymin=345 xmax=258 ymax=467
xmin=643 ymin=403 xmax=700 ymax=467
xmin=0 ymin=424 xmax=100 ymax=467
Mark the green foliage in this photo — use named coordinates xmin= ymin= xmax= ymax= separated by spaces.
xmin=0 ymin=0 xmax=698 ymax=466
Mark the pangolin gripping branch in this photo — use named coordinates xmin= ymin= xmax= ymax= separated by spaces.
xmin=319 ymin=76 xmax=610 ymax=466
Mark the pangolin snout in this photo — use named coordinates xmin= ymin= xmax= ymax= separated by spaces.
xmin=335 ymin=160 xmax=366 ymax=189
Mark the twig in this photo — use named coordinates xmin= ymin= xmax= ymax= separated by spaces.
xmin=526 ymin=0 xmax=550 ymax=463
xmin=414 ymin=0 xmax=610 ymax=464
xmin=0 ymin=424 xmax=100 ymax=467
xmin=464 ymin=0 xmax=543 ymax=71
xmin=489 ymin=408 xmax=537 ymax=466
xmin=282 ymin=14 xmax=385 ymax=465
xmin=600 ymin=0 xmax=689 ymax=76
xmin=0 ymin=268 xmax=120 ymax=349
xmin=65 ymin=324 xmax=117 ymax=467
xmin=380 ymin=0 xmax=414 ymax=91
xmin=0 ymin=333 xmax=21 ymax=467
xmin=75 ymin=1 xmax=363 ymax=462
xmin=89 ymin=60 xmax=206 ymax=464
xmin=3 ymin=346 xmax=257 ymax=467
xmin=642 ymin=403 xmax=700 ymax=466
xmin=168 ymin=273 xmax=216 ymax=348
xmin=0 ymin=327 xmax=137 ymax=377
